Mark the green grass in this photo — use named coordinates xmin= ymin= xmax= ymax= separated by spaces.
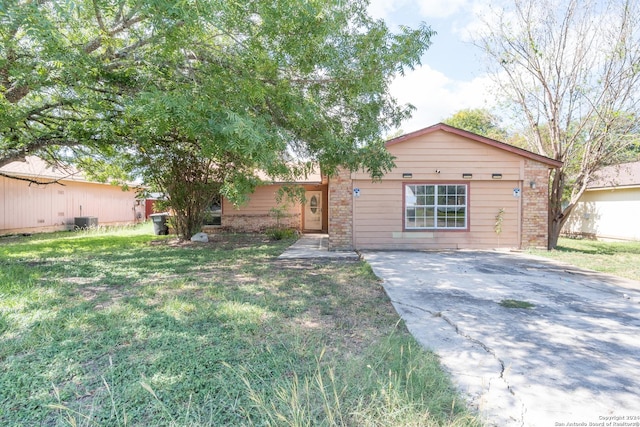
xmin=0 ymin=224 xmax=478 ymax=426
xmin=498 ymin=299 xmax=535 ymax=309
xmin=529 ymin=237 xmax=640 ymax=281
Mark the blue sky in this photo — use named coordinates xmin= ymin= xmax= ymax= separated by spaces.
xmin=368 ymin=0 xmax=501 ymax=134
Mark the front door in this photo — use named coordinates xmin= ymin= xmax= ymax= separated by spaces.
xmin=304 ymin=191 xmax=323 ymax=231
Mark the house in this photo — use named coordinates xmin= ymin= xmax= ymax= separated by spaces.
xmin=217 ymin=123 xmax=562 ymax=250
xmin=563 ymin=161 xmax=640 ymax=241
xmin=0 ymin=156 xmax=143 ymax=235
xmin=205 ymin=171 xmax=328 ymax=234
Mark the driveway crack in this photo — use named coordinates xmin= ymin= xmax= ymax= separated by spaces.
xmin=391 ymin=299 xmax=527 ymax=426
xmin=392 ymin=300 xmax=508 ymax=378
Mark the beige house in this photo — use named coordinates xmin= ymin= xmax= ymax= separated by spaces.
xmin=0 ymin=156 xmax=143 ymax=235
xmin=219 ymin=123 xmax=562 ymax=250
xmin=564 ymin=161 xmax=640 ymax=241
xmin=208 ymin=173 xmax=328 ymax=234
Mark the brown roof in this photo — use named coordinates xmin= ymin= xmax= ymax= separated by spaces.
xmin=386 ymin=123 xmax=563 ymax=168
xmin=0 ymin=156 xmax=87 ymax=182
xmin=588 ymin=161 xmax=640 ymax=189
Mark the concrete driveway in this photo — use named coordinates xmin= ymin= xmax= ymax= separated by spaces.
xmin=361 ymin=250 xmax=640 ymax=427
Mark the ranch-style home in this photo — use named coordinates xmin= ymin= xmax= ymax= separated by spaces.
xmin=214 ymin=123 xmax=562 ymax=250
xmin=0 ymin=156 xmax=143 ymax=235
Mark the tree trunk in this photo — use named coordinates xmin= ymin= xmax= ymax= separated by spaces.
xmin=547 ymin=169 xmax=565 ymax=250
xmin=548 ymin=216 xmax=562 ymax=250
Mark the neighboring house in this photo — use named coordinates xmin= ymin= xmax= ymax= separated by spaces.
xmin=219 ymin=123 xmax=562 ymax=250
xmin=0 ymin=156 xmax=143 ymax=235
xmin=563 ymin=161 xmax=640 ymax=241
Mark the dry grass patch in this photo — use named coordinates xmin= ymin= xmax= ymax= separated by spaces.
xmin=0 ymin=225 xmax=479 ymax=426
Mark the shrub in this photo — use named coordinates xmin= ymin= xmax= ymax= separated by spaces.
xmin=266 ymin=227 xmax=297 ymax=241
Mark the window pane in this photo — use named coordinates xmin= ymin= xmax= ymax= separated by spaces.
xmin=405 ymin=184 xmax=467 ymax=229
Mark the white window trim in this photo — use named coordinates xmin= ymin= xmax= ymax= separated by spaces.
xmin=405 ymin=183 xmax=468 ymax=230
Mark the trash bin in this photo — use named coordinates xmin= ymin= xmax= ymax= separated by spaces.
xmin=150 ymin=213 xmax=169 ymax=235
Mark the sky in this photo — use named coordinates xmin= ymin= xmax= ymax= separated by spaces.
xmin=368 ymin=0 xmax=501 ymax=135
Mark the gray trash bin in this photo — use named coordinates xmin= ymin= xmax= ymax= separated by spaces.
xmin=150 ymin=213 xmax=169 ymax=235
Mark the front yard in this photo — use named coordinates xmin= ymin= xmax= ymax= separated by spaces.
xmin=0 ymin=225 xmax=477 ymax=426
xmin=530 ymin=237 xmax=640 ymax=281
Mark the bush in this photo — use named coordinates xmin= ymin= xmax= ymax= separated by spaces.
xmin=266 ymin=227 xmax=297 ymax=241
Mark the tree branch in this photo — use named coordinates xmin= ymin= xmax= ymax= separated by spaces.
xmin=0 ymin=171 xmax=67 ymax=186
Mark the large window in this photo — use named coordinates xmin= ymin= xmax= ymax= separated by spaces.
xmin=405 ymin=184 xmax=467 ymax=230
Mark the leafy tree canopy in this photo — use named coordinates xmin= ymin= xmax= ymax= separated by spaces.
xmin=443 ymin=108 xmax=508 ymax=141
xmin=1 ymin=0 xmax=435 ymax=199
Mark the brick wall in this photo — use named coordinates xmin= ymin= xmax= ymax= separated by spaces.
xmin=522 ymin=159 xmax=551 ymax=249
xmin=204 ymin=213 xmax=301 ymax=234
xmin=328 ymin=168 xmax=353 ymax=250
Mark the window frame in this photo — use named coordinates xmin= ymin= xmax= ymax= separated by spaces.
xmin=403 ymin=182 xmax=470 ymax=231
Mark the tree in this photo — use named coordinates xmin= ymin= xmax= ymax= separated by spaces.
xmin=443 ymin=108 xmax=508 ymax=140
xmin=0 ymin=0 xmax=149 ymax=172
xmin=1 ymin=0 xmax=434 ymax=239
xmin=475 ymin=0 xmax=640 ymax=248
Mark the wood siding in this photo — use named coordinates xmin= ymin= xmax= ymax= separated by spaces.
xmin=222 ymin=183 xmax=328 ymax=232
xmin=352 ymin=179 xmax=520 ymax=249
xmin=223 ymin=185 xmax=301 ymax=217
xmin=1 ymin=176 xmax=140 ymax=235
xmin=349 ymin=131 xmax=526 ymax=249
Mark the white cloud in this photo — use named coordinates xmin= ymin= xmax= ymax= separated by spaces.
xmin=367 ymin=0 xmax=410 ymax=21
xmin=390 ymin=66 xmax=498 ymax=134
xmin=415 ymin=0 xmax=472 ymax=19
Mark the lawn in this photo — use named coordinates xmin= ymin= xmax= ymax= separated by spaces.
xmin=0 ymin=224 xmax=478 ymax=426
xmin=529 ymin=237 xmax=640 ymax=281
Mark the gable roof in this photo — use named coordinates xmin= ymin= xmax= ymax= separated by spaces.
xmin=385 ymin=123 xmax=563 ymax=168
xmin=588 ymin=161 xmax=640 ymax=190
xmin=0 ymin=156 xmax=88 ymax=183
xmin=0 ymin=156 xmax=141 ymax=187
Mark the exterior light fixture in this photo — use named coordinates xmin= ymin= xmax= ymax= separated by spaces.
xmin=402 ymin=173 xmax=413 ymax=178
xmin=529 ymin=180 xmax=536 ymax=189
xmin=462 ymin=173 xmax=473 ymax=179
xmin=492 ymin=173 xmax=502 ymax=179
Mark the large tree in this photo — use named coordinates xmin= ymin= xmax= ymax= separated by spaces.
xmin=1 ymin=0 xmax=433 ymax=238
xmin=475 ymin=0 xmax=640 ymax=248
xmin=443 ymin=108 xmax=508 ymax=140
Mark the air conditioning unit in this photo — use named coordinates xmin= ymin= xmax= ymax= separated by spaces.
xmin=74 ymin=216 xmax=98 ymax=229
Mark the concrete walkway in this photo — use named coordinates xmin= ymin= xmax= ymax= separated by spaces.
xmin=278 ymin=234 xmax=359 ymax=260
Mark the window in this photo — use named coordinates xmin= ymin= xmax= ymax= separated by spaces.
xmin=203 ymin=197 xmax=222 ymax=226
xmin=405 ymin=184 xmax=467 ymax=230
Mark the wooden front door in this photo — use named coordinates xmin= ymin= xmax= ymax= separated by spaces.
xmin=304 ymin=191 xmax=323 ymax=231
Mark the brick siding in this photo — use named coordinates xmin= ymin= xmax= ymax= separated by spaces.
xmin=522 ymin=159 xmax=551 ymax=249
xmin=328 ymin=168 xmax=353 ymax=250
xmin=204 ymin=213 xmax=301 ymax=234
